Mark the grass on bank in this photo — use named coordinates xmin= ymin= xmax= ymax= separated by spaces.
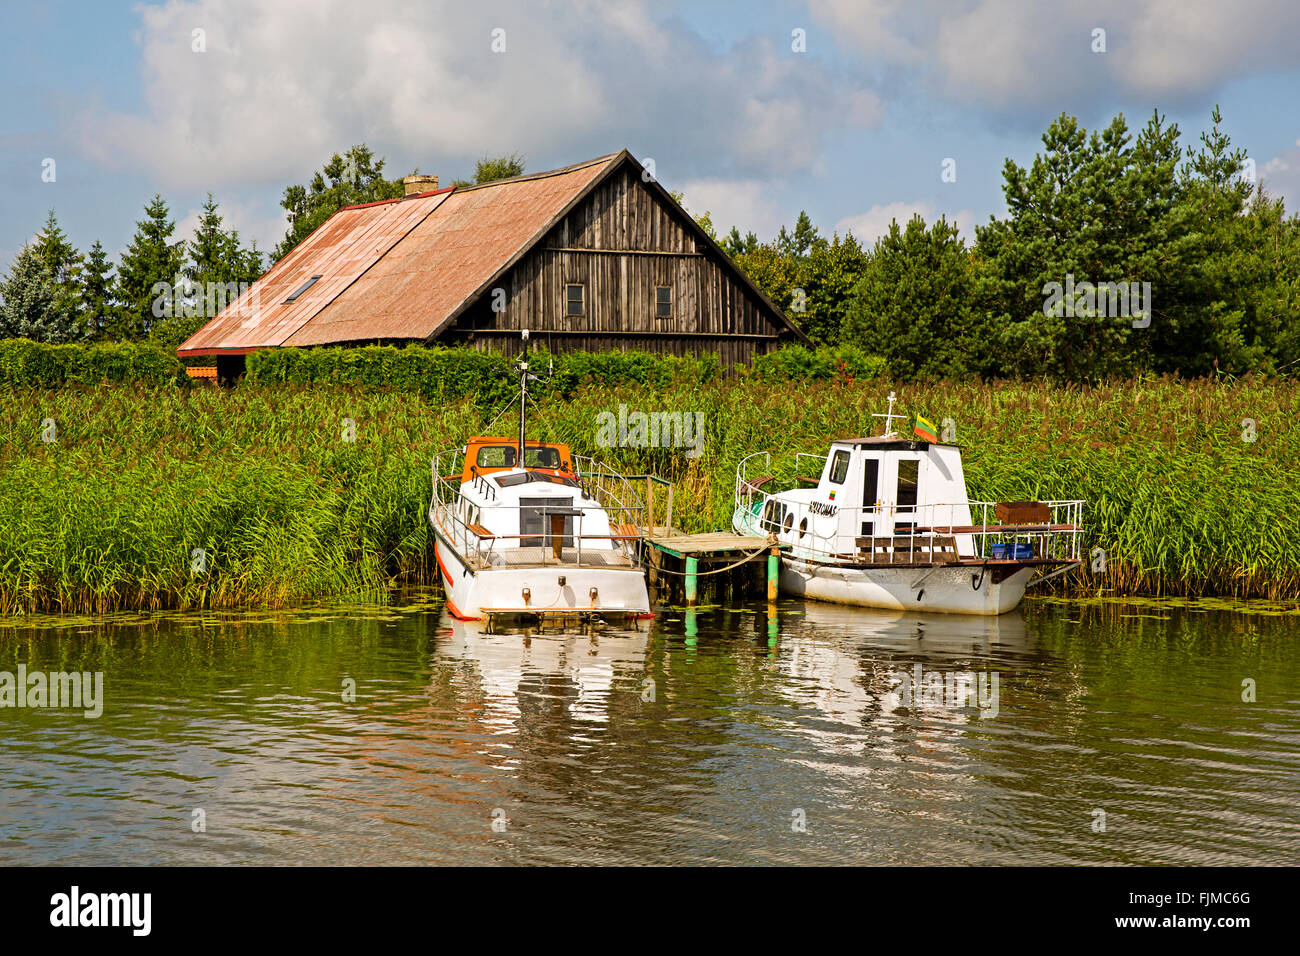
xmin=0 ymin=373 xmax=1296 ymax=612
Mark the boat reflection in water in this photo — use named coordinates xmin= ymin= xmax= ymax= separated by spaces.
xmin=433 ymin=615 xmax=650 ymax=734
xmin=741 ymin=600 xmax=1030 ymax=741
xmin=433 ymin=598 xmax=1029 ymax=746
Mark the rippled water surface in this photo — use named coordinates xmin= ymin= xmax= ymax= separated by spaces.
xmin=1 ymin=595 xmax=1297 ymax=865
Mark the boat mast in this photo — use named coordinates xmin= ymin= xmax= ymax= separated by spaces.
xmin=872 ymin=390 xmax=903 ymax=436
xmin=518 ymin=329 xmax=529 ymax=465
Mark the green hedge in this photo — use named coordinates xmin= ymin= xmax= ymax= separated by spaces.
xmin=750 ymin=344 xmax=888 ymax=381
xmin=0 ymin=339 xmax=187 ymax=388
xmin=244 ymin=345 xmax=726 ymax=405
xmin=0 ymin=339 xmax=884 ymax=394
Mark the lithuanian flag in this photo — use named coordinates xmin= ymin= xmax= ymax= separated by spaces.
xmin=914 ymin=415 xmax=939 ymax=442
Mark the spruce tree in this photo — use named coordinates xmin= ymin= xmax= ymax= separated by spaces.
xmin=115 ymin=195 xmax=185 ymax=340
xmin=32 ymin=210 xmax=87 ymax=338
xmin=0 ymin=245 xmax=64 ymax=341
xmin=81 ymin=239 xmax=116 ymax=341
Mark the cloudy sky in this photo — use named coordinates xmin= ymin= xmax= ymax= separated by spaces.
xmin=3 ymin=0 xmax=1300 ymax=267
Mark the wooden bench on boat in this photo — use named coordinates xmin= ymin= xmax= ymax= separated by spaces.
xmin=742 ymin=474 xmax=775 ymax=493
xmin=853 ymin=535 xmax=959 ymax=565
xmin=996 ymin=500 xmax=1051 ymax=524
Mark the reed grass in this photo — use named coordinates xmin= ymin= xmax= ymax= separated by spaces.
xmin=1 ymin=374 xmax=1296 ymax=613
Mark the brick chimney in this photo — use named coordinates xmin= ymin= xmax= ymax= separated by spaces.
xmin=403 ymin=174 xmax=439 ymax=197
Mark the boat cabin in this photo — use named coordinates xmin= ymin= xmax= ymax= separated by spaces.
xmin=753 ymin=437 xmax=979 ymax=560
xmin=460 ymin=437 xmax=575 ymax=484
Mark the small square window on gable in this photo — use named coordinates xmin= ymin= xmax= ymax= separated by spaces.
xmin=655 ymin=285 xmax=672 ymax=319
xmin=284 ymin=275 xmax=322 ymax=303
xmin=565 ymin=283 xmax=584 ymax=317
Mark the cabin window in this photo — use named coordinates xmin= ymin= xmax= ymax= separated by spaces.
xmin=861 ymin=458 xmax=879 ymax=537
xmin=476 ymin=446 xmax=517 ymax=469
xmin=783 ymin=512 xmax=794 ymax=533
xmin=523 ymin=447 xmax=562 ymax=469
xmin=798 ymin=517 xmax=808 ymax=539
xmin=761 ymin=499 xmax=787 ymax=534
xmin=566 ymin=283 xmax=585 ymax=316
xmin=895 ymin=459 xmax=919 ymax=533
xmin=283 ymin=275 xmax=321 ymax=303
xmin=828 ymin=450 xmax=851 ymax=484
xmin=896 ymin=459 xmax=919 ymax=508
xmin=655 ymin=285 xmax=672 ymax=319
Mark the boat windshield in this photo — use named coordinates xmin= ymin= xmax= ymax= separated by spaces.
xmin=496 ymin=471 xmax=583 ymax=489
xmin=474 ymin=446 xmax=564 ymax=470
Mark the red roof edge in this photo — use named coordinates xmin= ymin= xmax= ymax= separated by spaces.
xmin=338 ymin=184 xmax=456 ymax=212
xmin=176 ymin=346 xmax=260 ymax=357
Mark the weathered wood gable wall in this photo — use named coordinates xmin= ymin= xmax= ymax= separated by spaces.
xmin=449 ymin=162 xmax=792 ymax=364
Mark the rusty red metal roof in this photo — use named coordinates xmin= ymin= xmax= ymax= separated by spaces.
xmin=177 ymin=155 xmax=620 ymax=355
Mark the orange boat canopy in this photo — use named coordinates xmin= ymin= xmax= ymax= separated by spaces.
xmin=460 ymin=437 xmax=573 ymax=483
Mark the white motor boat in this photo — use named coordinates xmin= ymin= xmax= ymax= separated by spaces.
xmin=429 ymin=331 xmax=663 ymax=625
xmin=733 ymin=393 xmax=1085 ymax=616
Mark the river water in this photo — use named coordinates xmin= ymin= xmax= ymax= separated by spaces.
xmin=1 ymin=594 xmax=1296 ymax=866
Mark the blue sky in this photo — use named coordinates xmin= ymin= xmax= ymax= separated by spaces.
xmin=3 ymin=0 xmax=1299 ymax=270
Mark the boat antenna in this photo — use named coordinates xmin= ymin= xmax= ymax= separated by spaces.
xmin=872 ymin=390 xmax=903 ymax=437
xmin=516 ymin=329 xmax=530 ymax=466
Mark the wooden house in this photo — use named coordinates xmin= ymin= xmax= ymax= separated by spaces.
xmin=177 ymin=150 xmax=805 ymax=377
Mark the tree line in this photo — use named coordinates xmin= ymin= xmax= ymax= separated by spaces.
xmin=3 ymin=109 xmax=1297 ymax=380
xmin=708 ymin=107 xmax=1300 ymax=381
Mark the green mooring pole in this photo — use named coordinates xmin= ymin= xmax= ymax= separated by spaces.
xmin=766 ymin=549 xmax=779 ymax=602
xmin=685 ymin=556 xmax=699 ymax=606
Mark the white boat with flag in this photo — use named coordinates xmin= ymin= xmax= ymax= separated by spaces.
xmin=732 ymin=393 xmax=1085 ymax=616
xmin=429 ymin=331 xmax=666 ymax=626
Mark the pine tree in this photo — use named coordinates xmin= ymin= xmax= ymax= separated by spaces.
xmin=32 ymin=210 xmax=86 ymax=338
xmin=843 ymin=215 xmax=975 ymax=379
xmin=80 ymin=240 xmax=115 ymax=340
xmin=114 ymin=195 xmax=185 ymax=340
xmin=0 ymin=245 xmax=64 ymax=342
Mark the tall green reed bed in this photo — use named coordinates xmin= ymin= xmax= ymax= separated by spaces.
xmin=0 ymin=386 xmax=480 ymax=613
xmin=1 ymin=374 xmax=1296 ymax=612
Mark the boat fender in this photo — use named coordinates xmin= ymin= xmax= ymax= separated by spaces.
xmin=916 ymin=589 xmax=925 ymax=602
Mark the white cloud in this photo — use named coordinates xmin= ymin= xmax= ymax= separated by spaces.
xmin=836 ymin=201 xmax=975 ymax=245
xmin=1260 ymin=145 xmax=1300 ymax=214
xmin=812 ymin=0 xmax=1300 ymax=112
xmin=78 ymin=0 xmax=883 ymax=190
xmin=677 ymin=177 xmax=788 ymax=240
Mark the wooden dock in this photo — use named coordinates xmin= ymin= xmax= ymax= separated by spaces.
xmin=644 ymin=532 xmax=782 ymax=605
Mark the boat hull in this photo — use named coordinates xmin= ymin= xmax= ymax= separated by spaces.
xmin=434 ymin=532 xmax=651 ymax=622
xmin=779 ymin=553 xmax=1033 ymax=616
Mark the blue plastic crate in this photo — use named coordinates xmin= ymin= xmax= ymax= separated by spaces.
xmin=990 ymin=542 xmax=1033 ymax=560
